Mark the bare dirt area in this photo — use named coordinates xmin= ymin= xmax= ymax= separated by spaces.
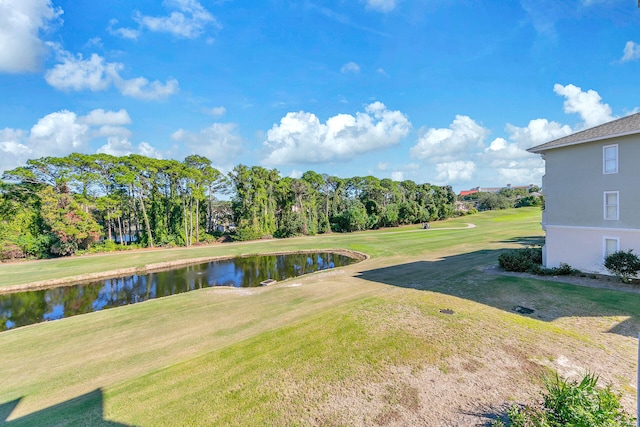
xmin=303 ymin=261 xmax=640 ymax=426
xmin=315 ymin=320 xmax=637 ymax=426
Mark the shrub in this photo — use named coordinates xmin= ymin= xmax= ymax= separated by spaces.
xmin=81 ymin=239 xmax=119 ymax=254
xmin=515 ymin=195 xmax=542 ymax=208
xmin=498 ymin=248 xmax=542 ymax=272
xmin=493 ymin=372 xmax=635 ymax=427
xmin=499 ymin=249 xmax=581 ymax=276
xmin=233 ymin=226 xmax=262 ymax=241
xmin=530 ymin=262 xmax=579 ymax=276
xmin=477 ymin=193 xmax=512 ymax=211
xmin=604 ymin=249 xmax=640 ymax=283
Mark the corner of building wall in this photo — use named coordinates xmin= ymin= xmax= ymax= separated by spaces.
xmin=542 ymin=244 xmax=547 ymax=267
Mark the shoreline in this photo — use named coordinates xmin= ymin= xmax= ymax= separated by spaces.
xmin=0 ymin=249 xmax=369 ymax=295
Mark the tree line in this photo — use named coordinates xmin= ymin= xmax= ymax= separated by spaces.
xmin=0 ymin=153 xmax=458 ymax=260
xmin=459 ymin=186 xmax=543 ymax=211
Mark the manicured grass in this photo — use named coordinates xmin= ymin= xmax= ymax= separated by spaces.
xmin=1 ymin=207 xmax=638 ymax=425
xmin=0 ymin=209 xmax=540 ymax=288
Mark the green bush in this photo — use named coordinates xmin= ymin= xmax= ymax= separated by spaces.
xmin=515 ymin=195 xmax=543 ymax=208
xmin=498 ymin=248 xmax=542 ymax=272
xmin=493 ymin=372 xmax=635 ymax=427
xmin=604 ymin=249 xmax=640 ymax=283
xmin=233 ymin=226 xmax=262 ymax=241
xmin=530 ymin=262 xmax=579 ymax=276
xmin=499 ymin=249 xmax=580 ymax=276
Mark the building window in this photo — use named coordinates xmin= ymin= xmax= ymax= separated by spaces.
xmin=604 ymin=191 xmax=619 ymax=220
xmin=603 ymin=144 xmax=618 ymax=174
xmin=604 ymin=237 xmax=619 ymax=259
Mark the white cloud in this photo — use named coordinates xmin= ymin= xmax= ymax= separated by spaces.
xmin=482 ymin=137 xmax=539 ymax=168
xmin=84 ymin=37 xmax=103 ymax=48
xmin=483 ymin=141 xmax=534 ymax=181
xmin=107 ymin=19 xmax=141 ymax=40
xmin=434 ymin=161 xmax=476 ymax=184
xmin=341 ymin=62 xmax=361 ymax=74
xmin=80 ymin=109 xmax=132 ymax=139
xmin=485 ymin=137 xmax=515 ymax=155
xmin=262 ymin=102 xmax=411 ymax=165
xmin=79 ymin=109 xmax=132 ymax=126
xmin=29 ymin=110 xmax=90 ymax=155
xmin=97 ymin=137 xmax=162 ymax=158
xmin=487 ymin=155 xmax=545 ymax=186
xmin=364 ymin=0 xmax=397 ymax=13
xmin=138 ymin=142 xmax=163 ymax=158
xmin=171 ymin=122 xmax=243 ymax=168
xmin=289 ymin=169 xmax=303 ymax=179
xmin=479 ymin=119 xmax=567 ymax=188
xmin=96 ymin=136 xmax=135 ymax=156
xmin=505 ymin=118 xmax=572 ymax=149
xmin=409 ymin=115 xmax=556 ymax=189
xmin=408 ymin=83 xmax=622 ymax=191
xmin=391 ymin=171 xmax=404 ymax=181
xmin=203 ymin=106 xmax=226 ymax=117
xmin=477 ymin=83 xmax=613 ymax=186
xmin=115 ymin=76 xmax=179 ymax=101
xmin=0 ymin=139 xmax=31 ymax=158
xmin=134 ymin=0 xmax=220 ymax=39
xmin=377 ymin=162 xmax=389 ymax=171
xmin=0 ymin=129 xmax=31 ymax=175
xmin=45 ymin=46 xmax=178 ymax=100
xmin=0 ymin=0 xmax=62 ymax=73
xmin=621 ymin=41 xmax=640 ymax=62
xmin=495 ymin=167 xmax=543 ymax=185
xmin=0 ymin=108 xmax=172 ymax=177
xmin=553 ymin=83 xmax=614 ymax=129
xmin=410 ymin=115 xmax=489 ymax=163
xmin=92 ymin=125 xmax=132 ymax=139
xmin=0 ymin=109 xmax=138 ymax=175
xmin=45 ymin=46 xmax=121 ymax=91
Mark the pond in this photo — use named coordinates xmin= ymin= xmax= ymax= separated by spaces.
xmin=0 ymin=251 xmax=359 ymax=331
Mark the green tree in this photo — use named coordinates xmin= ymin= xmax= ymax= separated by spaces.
xmin=515 ymin=195 xmax=543 ymax=208
xmin=0 ymin=182 xmax=47 ymax=259
xmin=334 ymin=199 xmax=368 ymax=232
xmin=230 ymin=165 xmax=279 ymax=240
xmin=477 ymin=192 xmax=511 ymax=211
xmin=39 ymin=186 xmax=101 ymax=256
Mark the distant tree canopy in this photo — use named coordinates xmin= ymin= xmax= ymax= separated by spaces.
xmin=1 ymin=153 xmax=458 ymax=260
xmin=459 ymin=187 xmax=543 ymax=211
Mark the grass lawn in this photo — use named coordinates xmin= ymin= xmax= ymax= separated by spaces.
xmin=1 ymin=207 xmax=638 ymax=426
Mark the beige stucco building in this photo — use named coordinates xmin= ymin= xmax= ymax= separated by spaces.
xmin=528 ymin=113 xmax=640 ymax=274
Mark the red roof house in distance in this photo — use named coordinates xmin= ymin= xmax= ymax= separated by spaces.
xmin=459 ymin=187 xmax=480 ymax=197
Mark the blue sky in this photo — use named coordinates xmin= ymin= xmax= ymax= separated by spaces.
xmin=1 ymin=0 xmax=640 ymax=193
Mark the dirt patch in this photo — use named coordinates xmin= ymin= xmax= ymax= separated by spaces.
xmin=318 ymin=352 xmax=543 ymax=426
xmin=301 ymin=268 xmax=639 ymax=426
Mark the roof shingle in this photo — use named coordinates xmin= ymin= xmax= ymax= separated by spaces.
xmin=527 ymin=113 xmax=640 ymax=153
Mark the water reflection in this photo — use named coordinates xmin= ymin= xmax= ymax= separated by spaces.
xmin=0 ymin=252 xmax=356 ymax=331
